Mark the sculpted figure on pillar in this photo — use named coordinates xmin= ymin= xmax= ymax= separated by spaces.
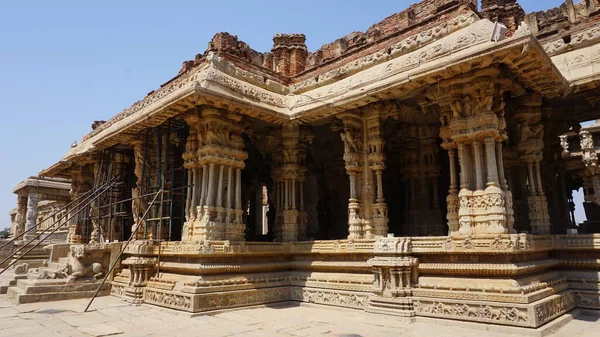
xmin=581 ymin=130 xmax=598 ymax=171
xmin=131 ymin=138 xmax=152 ymax=240
xmin=580 ymin=130 xmax=600 ymax=205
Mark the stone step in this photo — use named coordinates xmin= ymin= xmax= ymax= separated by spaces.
xmin=10 ymin=288 xmax=110 ymax=304
xmin=46 ymin=262 xmax=68 ymax=271
xmin=16 ymin=279 xmax=108 ymax=294
xmin=6 ymin=285 xmax=23 ymax=299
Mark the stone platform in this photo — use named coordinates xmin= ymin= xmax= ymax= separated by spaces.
xmin=0 ymin=295 xmax=598 ymax=337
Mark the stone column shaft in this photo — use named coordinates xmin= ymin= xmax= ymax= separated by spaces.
xmin=496 ymin=142 xmax=506 ymax=189
xmin=186 ymin=169 xmax=193 ymax=218
xmin=448 ymin=149 xmax=457 ymax=191
xmin=284 ymin=179 xmax=290 ymax=210
xmin=299 ymin=181 xmax=305 ymax=211
xmin=291 ymin=179 xmax=296 ymax=209
xmin=226 ymin=167 xmax=233 ymax=209
xmin=207 ymin=163 xmax=216 ymax=206
xmin=217 ymin=164 xmax=224 ymax=207
xmin=350 ymin=174 xmax=357 ymax=200
xmin=458 ymin=144 xmax=468 ymax=189
xmin=485 ymin=138 xmax=499 ymax=186
xmin=376 ymin=171 xmax=384 ymax=202
xmin=235 ymin=168 xmax=242 ymax=210
xmin=527 ymin=163 xmax=537 ymax=196
xmin=473 ymin=141 xmax=484 ymax=190
xmin=199 ymin=165 xmax=207 ymax=207
xmin=535 ymin=161 xmax=544 ymax=194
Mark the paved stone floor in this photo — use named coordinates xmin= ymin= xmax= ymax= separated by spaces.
xmin=0 ymin=295 xmax=599 ymax=337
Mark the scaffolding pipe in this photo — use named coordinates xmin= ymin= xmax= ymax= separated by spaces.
xmin=84 ymin=189 xmax=163 ymax=313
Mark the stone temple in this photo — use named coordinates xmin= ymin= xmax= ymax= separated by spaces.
xmin=4 ymin=0 xmax=600 ymax=332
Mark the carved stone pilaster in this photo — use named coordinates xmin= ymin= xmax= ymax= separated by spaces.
xmin=119 ymin=257 xmax=158 ymax=305
xmin=367 ymin=236 xmax=419 ymax=317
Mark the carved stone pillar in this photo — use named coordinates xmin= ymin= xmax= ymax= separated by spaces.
xmin=366 ymin=114 xmax=388 ymax=238
xmin=280 ymin=124 xmax=301 ymax=242
xmin=271 ymin=159 xmax=284 ymax=241
xmin=297 ymin=135 xmax=310 ymax=240
xmin=131 ymin=139 xmax=152 ymax=240
xmin=334 ymin=104 xmax=392 ymax=239
xmin=24 ymin=192 xmax=40 ymax=240
xmin=440 ymin=109 xmax=458 ymax=236
xmin=516 ymin=94 xmax=550 ymax=234
xmin=66 ymin=164 xmax=93 ymax=244
xmin=182 ymin=107 xmax=248 ymax=241
xmin=335 ymin=112 xmax=365 ymax=239
xmin=443 ymin=68 xmax=513 ymax=236
xmin=14 ymin=196 xmax=27 ymax=238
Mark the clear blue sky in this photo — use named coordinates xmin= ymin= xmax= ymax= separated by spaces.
xmin=0 ymin=0 xmax=581 ymax=230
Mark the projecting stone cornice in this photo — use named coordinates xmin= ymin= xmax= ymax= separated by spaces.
xmin=13 ymin=176 xmax=71 ymax=198
xmin=41 ymin=18 xmax=570 ymax=178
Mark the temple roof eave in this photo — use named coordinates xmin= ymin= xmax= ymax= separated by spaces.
xmin=39 ymin=20 xmax=571 ymax=178
xmin=13 ymin=176 xmax=71 ymax=197
xmin=288 ymin=24 xmax=569 ymax=122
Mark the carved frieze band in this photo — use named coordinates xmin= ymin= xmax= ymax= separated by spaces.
xmin=290 ymin=286 xmax=370 ymax=309
xmin=414 ymin=291 xmax=574 ymax=328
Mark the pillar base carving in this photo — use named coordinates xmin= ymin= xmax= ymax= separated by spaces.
xmin=188 ymin=206 xmax=245 ymax=241
xmin=528 ymin=195 xmax=551 ymax=235
xmin=446 ymin=192 xmax=459 ymax=235
xmin=456 ymin=187 xmax=509 ymax=236
xmin=282 ymin=209 xmax=299 ymax=242
xmin=348 ymin=202 xmax=364 ymax=239
xmin=371 ymin=203 xmax=389 ymax=238
xmin=298 ymin=210 xmax=308 ymax=241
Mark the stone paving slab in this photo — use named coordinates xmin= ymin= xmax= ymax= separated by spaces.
xmin=0 ymin=295 xmax=599 ymax=337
